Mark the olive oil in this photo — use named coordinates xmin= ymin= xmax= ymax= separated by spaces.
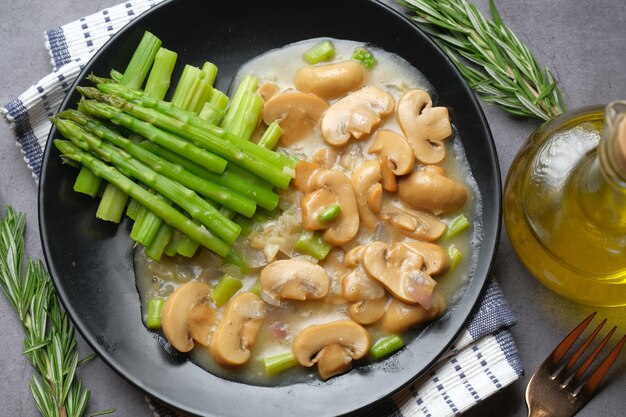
xmin=504 ymin=103 xmax=626 ymax=306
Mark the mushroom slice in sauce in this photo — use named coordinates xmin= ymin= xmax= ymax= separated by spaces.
xmin=342 ymin=266 xmax=386 ymax=302
xmin=260 ymin=259 xmax=330 ymax=301
xmin=293 ymin=320 xmax=371 ymax=380
xmin=300 ymin=169 xmax=359 ymax=246
xmin=379 ymin=201 xmax=446 ymax=242
xmin=210 ymin=292 xmax=265 ymax=366
xmin=381 ymin=294 xmax=446 ymax=333
xmin=397 ymin=89 xmax=453 ymax=164
xmin=399 ymin=241 xmax=450 ymax=275
xmin=362 ymin=242 xmax=437 ymax=308
xmin=348 ymin=296 xmax=388 ymax=325
xmin=262 ymin=92 xmax=329 ymax=146
xmin=398 ymin=166 xmax=468 ymax=215
xmin=295 ymin=61 xmax=366 ymax=99
xmin=322 ymin=86 xmax=395 ymax=147
xmin=368 ymin=130 xmax=415 ymax=192
xmin=161 ymin=282 xmax=216 ymax=353
xmin=351 ymin=160 xmax=383 ymax=229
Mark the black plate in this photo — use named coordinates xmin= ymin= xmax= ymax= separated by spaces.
xmin=39 ymin=0 xmax=501 ymax=415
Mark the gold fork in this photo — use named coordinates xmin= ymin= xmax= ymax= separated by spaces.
xmin=525 ymin=312 xmax=626 ymax=417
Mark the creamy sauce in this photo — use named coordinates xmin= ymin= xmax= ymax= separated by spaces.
xmin=134 ymin=38 xmax=483 ymax=385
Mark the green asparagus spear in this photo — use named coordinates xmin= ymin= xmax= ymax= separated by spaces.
xmin=54 ymin=140 xmax=231 ymax=257
xmin=139 ymin=141 xmax=279 ymax=210
xmin=120 ymin=31 xmax=162 ymax=90
xmin=81 ymin=87 xmax=293 ymax=188
xmin=73 ymin=166 xmax=102 ymax=197
xmin=53 ymin=121 xmax=240 ymax=244
xmin=144 ymin=47 xmax=178 ymax=100
xmin=78 ymin=99 xmax=228 ymax=174
xmin=57 ymin=113 xmax=257 ymax=217
xmin=92 ymin=83 xmax=295 ymax=174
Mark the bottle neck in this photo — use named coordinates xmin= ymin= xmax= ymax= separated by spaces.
xmin=572 ymin=115 xmax=626 ymax=230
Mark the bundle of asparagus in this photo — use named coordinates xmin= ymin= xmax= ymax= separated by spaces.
xmin=53 ymin=31 xmax=293 ymax=263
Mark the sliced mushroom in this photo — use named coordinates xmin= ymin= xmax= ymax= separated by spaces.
xmin=262 ymin=92 xmax=329 ymax=146
xmin=362 ymin=242 xmax=437 ymax=308
xmin=322 ymin=86 xmax=395 ymax=147
xmin=351 ymin=160 xmax=383 ymax=229
xmin=381 ymin=294 xmax=446 ymax=333
xmin=293 ymin=320 xmax=371 ymax=380
xmin=210 ymin=292 xmax=265 ymax=366
xmin=161 ymin=282 xmax=216 ymax=352
xmin=300 ymin=169 xmax=359 ymax=246
xmin=343 ymin=245 xmax=366 ymax=268
xmin=295 ymin=61 xmax=365 ymax=99
xmin=257 ymin=82 xmax=280 ymax=101
xmin=368 ymin=130 xmax=416 ymax=192
xmin=379 ymin=155 xmax=398 ymax=192
xmin=293 ymin=160 xmax=321 ymax=192
xmin=300 ymin=188 xmax=338 ymax=230
xmin=187 ymin=304 xmax=218 ymax=346
xmin=319 ymin=249 xmax=350 ymax=305
xmin=260 ymin=259 xmax=330 ymax=301
xmin=399 ymin=242 xmax=450 ymax=275
xmin=348 ymin=296 xmax=388 ymax=325
xmin=379 ymin=201 xmax=446 ymax=242
xmin=397 ymin=89 xmax=452 ymax=164
xmin=312 ymin=148 xmax=339 ymax=169
xmin=398 ymin=167 xmax=468 ymax=214
xmin=342 ymin=266 xmax=386 ymax=302
xmin=316 ymin=343 xmax=354 ymax=380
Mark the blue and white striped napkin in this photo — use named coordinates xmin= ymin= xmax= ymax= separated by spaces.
xmin=1 ymin=1 xmax=523 ymax=416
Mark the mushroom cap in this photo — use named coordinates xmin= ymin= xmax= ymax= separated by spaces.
xmin=262 ymin=92 xmax=329 ymax=146
xmin=398 ymin=168 xmax=468 ymax=215
xmin=397 ymin=89 xmax=452 ymax=164
xmin=293 ymin=320 xmax=371 ymax=371
xmin=302 ymin=169 xmax=360 ymax=246
xmin=380 ymin=201 xmax=446 ymax=242
xmin=295 ymin=61 xmax=366 ymax=99
xmin=381 ymin=294 xmax=446 ymax=333
xmin=348 ymin=296 xmax=388 ymax=325
xmin=322 ymin=86 xmax=395 ymax=147
xmin=260 ymin=259 xmax=330 ymax=301
xmin=210 ymin=292 xmax=265 ymax=366
xmin=351 ymin=160 xmax=383 ymax=229
xmin=161 ymin=282 xmax=213 ymax=353
xmin=362 ymin=242 xmax=437 ymax=307
xmin=368 ymin=130 xmax=415 ymax=175
xmin=399 ymin=242 xmax=450 ymax=275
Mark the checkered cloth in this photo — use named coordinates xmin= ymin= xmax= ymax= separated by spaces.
xmin=1 ymin=1 xmax=523 ymax=416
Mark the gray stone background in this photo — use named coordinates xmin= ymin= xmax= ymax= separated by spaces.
xmin=0 ymin=0 xmax=624 ymax=416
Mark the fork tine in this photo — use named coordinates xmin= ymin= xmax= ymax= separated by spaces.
xmin=579 ymin=333 xmax=626 ymax=397
xmin=552 ymin=312 xmax=596 ymax=362
xmin=564 ymin=318 xmax=606 ymax=372
xmin=574 ymin=326 xmax=617 ymax=382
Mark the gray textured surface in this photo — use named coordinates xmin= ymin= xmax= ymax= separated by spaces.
xmin=0 ymin=1 xmax=625 ymax=416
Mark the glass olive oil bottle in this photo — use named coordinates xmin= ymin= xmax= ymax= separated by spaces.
xmin=504 ymin=101 xmax=626 ymax=306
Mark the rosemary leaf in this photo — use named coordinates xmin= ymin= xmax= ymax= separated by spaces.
xmin=0 ymin=206 xmax=114 ymax=417
xmin=398 ymin=0 xmax=568 ymax=120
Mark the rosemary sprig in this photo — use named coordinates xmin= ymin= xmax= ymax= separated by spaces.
xmin=0 ymin=206 xmax=115 ymax=417
xmin=399 ymin=0 xmax=568 ymax=121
